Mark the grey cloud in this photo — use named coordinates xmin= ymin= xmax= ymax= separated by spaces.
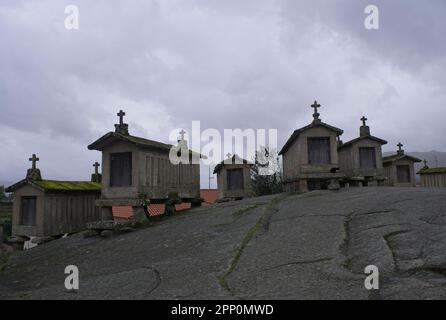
xmin=0 ymin=0 xmax=445 ymax=186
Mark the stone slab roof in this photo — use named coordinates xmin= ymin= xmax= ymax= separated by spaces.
xmin=417 ymin=167 xmax=446 ymax=174
xmin=279 ymin=120 xmax=343 ymax=155
xmin=213 ymin=155 xmax=253 ymax=174
xmin=88 ymin=132 xmax=172 ymax=151
xmin=383 ymin=154 xmax=422 ymax=164
xmin=338 ymin=135 xmax=387 ymax=150
xmin=88 ymin=132 xmax=205 ymax=158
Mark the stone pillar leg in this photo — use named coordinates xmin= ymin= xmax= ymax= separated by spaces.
xmin=132 ymin=206 xmax=149 ymax=222
xmin=369 ymin=180 xmax=378 ymax=187
xmin=328 ymin=179 xmax=340 ymax=191
xmin=101 ymin=206 xmax=113 ymax=221
xmin=299 ymin=179 xmax=309 ymax=192
xmin=164 ymin=203 xmax=176 ymax=216
xmin=190 ymin=198 xmax=202 ymax=208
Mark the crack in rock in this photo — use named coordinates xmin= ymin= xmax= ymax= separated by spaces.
xmin=142 ymin=266 xmax=162 ymax=295
xmin=356 ymin=209 xmax=395 ymax=217
xmin=262 ymin=257 xmax=333 ymax=271
xmin=217 ymin=194 xmax=288 ymax=294
xmin=382 ymin=230 xmax=411 ymax=272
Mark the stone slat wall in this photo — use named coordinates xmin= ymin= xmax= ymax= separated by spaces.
xmin=43 ymin=194 xmax=100 ymax=236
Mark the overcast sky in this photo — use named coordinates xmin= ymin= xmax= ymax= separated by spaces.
xmin=1 ymin=0 xmax=445 ymax=187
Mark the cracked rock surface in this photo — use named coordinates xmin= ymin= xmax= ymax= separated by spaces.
xmin=0 ymin=188 xmax=445 ymax=299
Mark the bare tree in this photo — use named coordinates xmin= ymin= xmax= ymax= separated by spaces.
xmin=250 ymin=147 xmax=283 ymax=196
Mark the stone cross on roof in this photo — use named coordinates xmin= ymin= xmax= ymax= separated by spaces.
xmin=397 ymin=142 xmax=404 ymax=155
xmin=223 ymin=153 xmax=233 ymax=164
xmin=423 ymin=159 xmax=428 ymax=168
xmin=359 ymin=116 xmax=371 ymax=137
xmin=26 ymin=154 xmax=42 ymax=180
xmin=179 ymin=129 xmax=186 ymax=141
xmin=114 ymin=109 xmax=129 ymax=135
xmin=29 ymin=154 xmax=39 ymax=169
xmin=93 ymin=162 xmax=100 ymax=175
xmin=117 ymin=110 xmax=126 ymax=125
xmin=91 ymin=161 xmax=102 ymax=183
xmin=361 ymin=116 xmax=368 ymax=127
xmin=311 ymin=100 xmax=321 ymax=120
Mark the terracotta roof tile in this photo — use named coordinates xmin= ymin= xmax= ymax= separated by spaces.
xmin=200 ymin=189 xmax=218 ymax=205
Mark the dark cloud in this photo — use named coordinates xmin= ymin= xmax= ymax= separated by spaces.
xmin=0 ymin=0 xmax=445 ymax=187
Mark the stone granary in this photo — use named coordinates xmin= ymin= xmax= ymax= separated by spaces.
xmin=417 ymin=160 xmax=446 ymax=187
xmin=279 ymin=101 xmax=345 ymax=192
xmin=6 ymin=155 xmax=101 ymax=241
xmin=338 ymin=116 xmax=387 ymax=186
xmin=382 ymin=143 xmax=422 ymax=187
xmin=213 ymin=154 xmax=254 ymax=200
xmin=88 ymin=110 xmax=204 ymax=220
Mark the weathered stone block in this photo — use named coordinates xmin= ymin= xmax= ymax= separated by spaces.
xmin=7 ymin=236 xmax=28 ymax=243
xmin=86 ymin=220 xmax=116 ymax=231
xmin=96 ymin=199 xmax=145 ymax=207
xmin=328 ymin=179 xmax=341 ymax=191
xmin=100 ymin=206 xmax=114 ymax=221
xmin=82 ymin=229 xmax=100 ymax=239
xmin=31 ymin=236 xmax=55 ymax=244
xmin=100 ymin=230 xmax=113 ymax=238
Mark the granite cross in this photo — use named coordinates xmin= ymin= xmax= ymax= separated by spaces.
xmin=397 ymin=142 xmax=403 ymax=152
xmin=117 ymin=110 xmax=126 ymax=125
xmin=179 ymin=129 xmax=186 ymax=140
xmin=93 ymin=162 xmax=100 ymax=175
xmin=361 ymin=116 xmax=368 ymax=126
xmin=29 ymin=154 xmax=39 ymax=169
xmin=311 ymin=101 xmax=320 ymax=114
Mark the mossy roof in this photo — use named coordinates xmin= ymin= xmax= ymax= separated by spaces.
xmin=6 ymin=179 xmax=101 ymax=193
xmin=33 ymin=180 xmax=101 ymax=191
xmin=417 ymin=167 xmax=446 ymax=175
xmin=279 ymin=120 xmax=344 ymax=155
xmin=88 ymin=132 xmax=205 ymax=158
xmin=382 ymin=154 xmax=422 ymax=164
xmin=338 ymin=135 xmax=387 ymax=150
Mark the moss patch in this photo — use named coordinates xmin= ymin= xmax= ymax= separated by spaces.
xmin=418 ymin=167 xmax=446 ymax=174
xmin=218 ymin=195 xmax=287 ymax=293
xmin=232 ymin=204 xmax=263 ymax=217
xmin=32 ymin=180 xmax=101 ymax=191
